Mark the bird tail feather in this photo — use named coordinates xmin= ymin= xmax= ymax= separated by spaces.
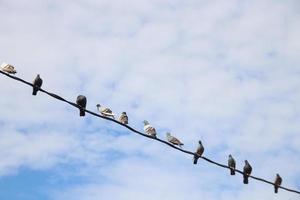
xmin=80 ymin=109 xmax=85 ymax=116
xmin=274 ymin=186 xmax=278 ymax=193
xmin=230 ymin=169 xmax=235 ymax=175
xmin=32 ymin=88 xmax=38 ymax=95
xmin=243 ymin=175 xmax=248 ymax=184
xmin=193 ymin=155 xmax=199 ymax=165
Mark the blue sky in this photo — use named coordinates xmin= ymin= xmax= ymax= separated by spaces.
xmin=0 ymin=0 xmax=300 ymax=199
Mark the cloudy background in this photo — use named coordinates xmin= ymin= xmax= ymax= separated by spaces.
xmin=0 ymin=0 xmax=300 ymax=199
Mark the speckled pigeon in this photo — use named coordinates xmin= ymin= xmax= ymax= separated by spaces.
xmin=96 ymin=104 xmax=115 ymax=119
xmin=166 ymin=132 xmax=184 ymax=147
xmin=118 ymin=112 xmax=128 ymax=124
xmin=143 ymin=120 xmax=157 ymax=138
xmin=1 ymin=62 xmax=17 ymax=74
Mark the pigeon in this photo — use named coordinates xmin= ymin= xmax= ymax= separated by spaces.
xmin=166 ymin=132 xmax=184 ymax=147
xmin=193 ymin=140 xmax=204 ymax=164
xmin=243 ymin=160 xmax=252 ymax=184
xmin=96 ymin=104 xmax=115 ymax=119
xmin=143 ymin=120 xmax=157 ymax=138
xmin=118 ymin=112 xmax=128 ymax=124
xmin=274 ymin=174 xmax=282 ymax=194
xmin=1 ymin=63 xmax=17 ymax=74
xmin=76 ymin=95 xmax=87 ymax=116
xmin=228 ymin=154 xmax=236 ymax=175
xmin=32 ymin=74 xmax=43 ymax=95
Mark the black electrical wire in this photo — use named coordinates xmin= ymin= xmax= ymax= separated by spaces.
xmin=0 ymin=70 xmax=299 ymax=195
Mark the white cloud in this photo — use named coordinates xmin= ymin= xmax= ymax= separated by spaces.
xmin=0 ymin=0 xmax=299 ymax=199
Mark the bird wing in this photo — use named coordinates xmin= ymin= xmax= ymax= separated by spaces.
xmin=101 ymin=108 xmax=114 ymax=115
xmin=275 ymin=176 xmax=282 ymax=185
xmin=169 ymin=136 xmax=183 ymax=145
xmin=196 ymin=146 xmax=204 ymax=156
xmin=228 ymin=158 xmax=235 ymax=167
xmin=244 ymin=164 xmax=252 ymax=174
xmin=119 ymin=114 xmax=128 ymax=123
xmin=145 ymin=126 xmax=156 ymax=133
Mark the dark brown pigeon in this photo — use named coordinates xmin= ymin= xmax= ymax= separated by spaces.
xmin=32 ymin=74 xmax=43 ymax=95
xmin=243 ymin=160 xmax=252 ymax=184
xmin=274 ymin=174 xmax=282 ymax=193
xmin=76 ymin=95 xmax=87 ymax=117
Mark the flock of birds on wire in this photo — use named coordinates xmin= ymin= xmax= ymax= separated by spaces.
xmin=1 ymin=62 xmax=284 ymax=194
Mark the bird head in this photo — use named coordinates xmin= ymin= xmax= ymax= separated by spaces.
xmin=1 ymin=62 xmax=8 ymax=68
xmin=37 ymin=74 xmax=40 ymax=78
xmin=96 ymin=104 xmax=101 ymax=108
xmin=143 ymin=120 xmax=149 ymax=125
xmin=276 ymin=173 xmax=280 ymax=177
xmin=122 ymin=112 xmax=127 ymax=115
xmin=198 ymin=140 xmax=202 ymax=145
xmin=245 ymin=160 xmax=249 ymax=164
xmin=229 ymin=154 xmax=232 ymax=158
xmin=166 ymin=132 xmax=171 ymax=137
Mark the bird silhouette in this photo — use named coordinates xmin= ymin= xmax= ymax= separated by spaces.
xmin=32 ymin=74 xmax=43 ymax=95
xmin=76 ymin=95 xmax=87 ymax=116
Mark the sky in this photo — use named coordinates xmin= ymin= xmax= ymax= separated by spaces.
xmin=0 ymin=0 xmax=300 ymax=199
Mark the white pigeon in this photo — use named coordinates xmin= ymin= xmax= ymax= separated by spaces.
xmin=96 ymin=104 xmax=115 ymax=119
xmin=143 ymin=120 xmax=157 ymax=138
xmin=1 ymin=62 xmax=17 ymax=74
xmin=166 ymin=132 xmax=184 ymax=147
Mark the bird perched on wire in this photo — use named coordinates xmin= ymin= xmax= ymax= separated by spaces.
xmin=243 ymin=160 xmax=252 ymax=184
xmin=143 ymin=120 xmax=157 ymax=138
xmin=228 ymin=154 xmax=236 ymax=175
xmin=118 ymin=112 xmax=128 ymax=124
xmin=193 ymin=140 xmax=204 ymax=164
xmin=274 ymin=174 xmax=282 ymax=194
xmin=1 ymin=62 xmax=17 ymax=74
xmin=166 ymin=132 xmax=184 ymax=148
xmin=76 ymin=95 xmax=87 ymax=117
xmin=96 ymin=104 xmax=115 ymax=119
xmin=32 ymin=74 xmax=43 ymax=95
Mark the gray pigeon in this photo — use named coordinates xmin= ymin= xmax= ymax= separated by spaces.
xmin=32 ymin=74 xmax=43 ymax=95
xmin=166 ymin=132 xmax=184 ymax=147
xmin=76 ymin=95 xmax=87 ymax=116
xmin=1 ymin=63 xmax=17 ymax=74
xmin=193 ymin=140 xmax=204 ymax=164
xmin=143 ymin=120 xmax=157 ymax=138
xmin=228 ymin=154 xmax=236 ymax=175
xmin=274 ymin=174 xmax=282 ymax=194
xmin=243 ymin=160 xmax=252 ymax=184
xmin=96 ymin=104 xmax=115 ymax=119
xmin=118 ymin=112 xmax=128 ymax=124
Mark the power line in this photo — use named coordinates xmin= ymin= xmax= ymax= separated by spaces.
xmin=0 ymin=70 xmax=299 ymax=195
